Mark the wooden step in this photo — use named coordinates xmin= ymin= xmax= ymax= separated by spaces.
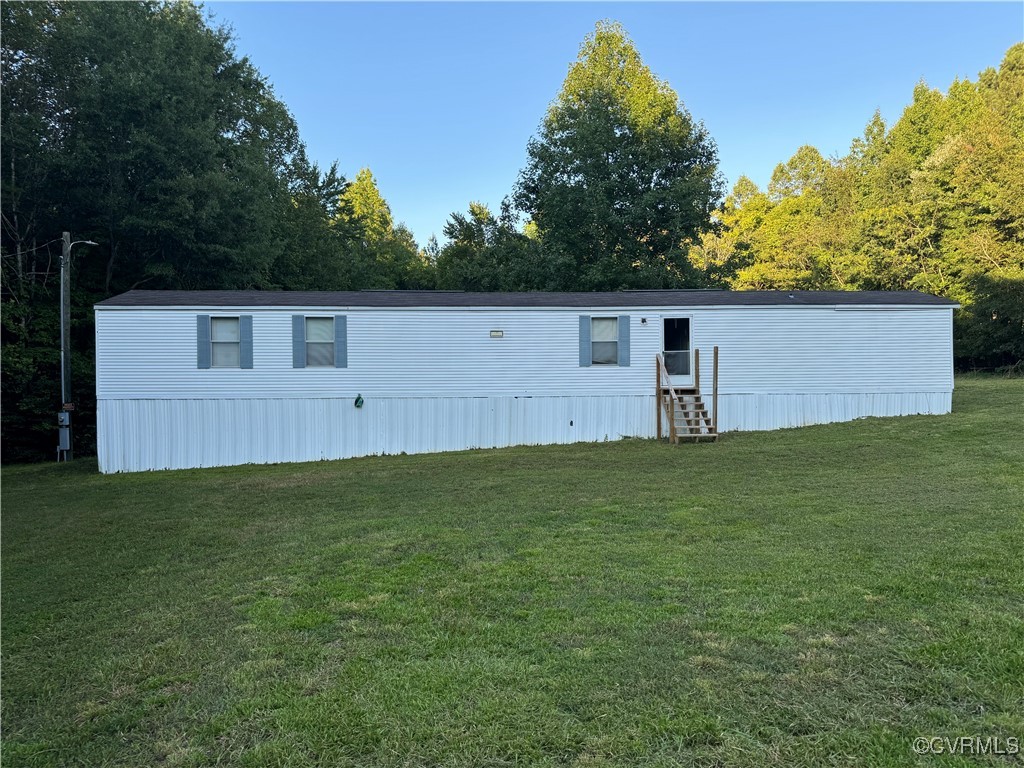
xmin=676 ymin=433 xmax=719 ymax=443
xmin=674 ymin=415 xmax=714 ymax=425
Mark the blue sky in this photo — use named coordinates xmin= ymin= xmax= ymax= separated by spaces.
xmin=206 ymin=2 xmax=1022 ymax=247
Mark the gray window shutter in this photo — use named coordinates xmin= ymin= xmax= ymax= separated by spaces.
xmin=196 ymin=315 xmax=211 ymax=369
xmin=579 ymin=315 xmax=591 ymax=367
xmin=292 ymin=315 xmax=306 ymax=368
xmin=334 ymin=315 xmax=347 ymax=368
xmin=240 ymin=315 xmax=254 ymax=369
xmin=617 ymin=315 xmax=630 ymax=367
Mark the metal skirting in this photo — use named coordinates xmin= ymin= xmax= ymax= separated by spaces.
xmin=714 ymin=391 xmax=952 ymax=432
xmin=97 ymin=391 xmax=952 ymax=473
xmin=97 ymin=396 xmax=657 ymax=473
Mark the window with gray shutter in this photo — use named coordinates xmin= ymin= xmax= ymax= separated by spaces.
xmin=580 ymin=315 xmax=630 ymax=366
xmin=294 ymin=315 xmax=347 ymax=368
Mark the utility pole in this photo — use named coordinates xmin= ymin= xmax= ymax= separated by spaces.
xmin=56 ymin=233 xmax=96 ymax=461
xmin=60 ymin=232 xmax=73 ymax=460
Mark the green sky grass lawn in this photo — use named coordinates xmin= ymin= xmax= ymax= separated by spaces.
xmin=3 ymin=377 xmax=1022 ymax=767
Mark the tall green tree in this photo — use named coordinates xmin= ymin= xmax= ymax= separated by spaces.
xmin=435 ymin=202 xmax=548 ymax=291
xmin=726 ymin=146 xmax=861 ymax=290
xmin=514 ymin=21 xmax=722 ymax=290
xmin=702 ymin=43 xmax=1024 ymax=368
xmin=270 ymin=152 xmax=367 ymax=291
xmin=6 ymin=2 xmax=303 ymax=294
xmin=1 ymin=1 xmax=319 ymax=460
xmin=335 ymin=169 xmax=432 ymax=288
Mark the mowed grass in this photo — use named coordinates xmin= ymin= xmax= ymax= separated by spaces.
xmin=3 ymin=378 xmax=1023 ymax=767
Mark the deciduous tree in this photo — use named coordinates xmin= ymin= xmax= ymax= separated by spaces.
xmin=514 ymin=21 xmax=722 ymax=290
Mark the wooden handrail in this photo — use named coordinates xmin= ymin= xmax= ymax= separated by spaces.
xmin=656 ymin=354 xmax=682 ymax=443
xmin=658 ymin=350 xmax=719 ymax=441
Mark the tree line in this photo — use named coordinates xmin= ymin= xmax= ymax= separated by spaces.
xmin=688 ymin=47 xmax=1024 ymax=371
xmin=2 ymin=3 xmax=1020 ymax=461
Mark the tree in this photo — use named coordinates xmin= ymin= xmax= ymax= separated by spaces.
xmin=955 ymin=267 xmax=1024 ymax=369
xmin=721 ymin=151 xmax=857 ymax=291
xmin=334 ymin=169 xmax=432 ymax=289
xmin=17 ymin=2 xmax=303 ymax=293
xmin=337 ymin=168 xmax=395 ymax=244
xmin=767 ymin=145 xmax=829 ymax=201
xmin=704 ymin=42 xmax=1024 ymax=368
xmin=435 ymin=202 xmax=549 ymax=291
xmin=1 ymin=2 xmax=311 ymax=460
xmin=270 ymin=152 xmax=365 ymax=291
xmin=686 ymin=176 xmax=764 ymax=287
xmin=514 ymin=21 xmax=722 ymax=290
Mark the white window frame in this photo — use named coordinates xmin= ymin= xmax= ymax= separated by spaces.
xmin=210 ymin=316 xmax=241 ymax=369
xmin=304 ymin=316 xmax=335 ymax=368
xmin=591 ymin=316 xmax=619 ymax=366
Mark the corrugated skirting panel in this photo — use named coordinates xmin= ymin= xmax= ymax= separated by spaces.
xmin=97 ymin=391 xmax=952 ymax=473
xmin=715 ymin=391 xmax=952 ymax=432
xmin=97 ymin=396 xmax=657 ymax=473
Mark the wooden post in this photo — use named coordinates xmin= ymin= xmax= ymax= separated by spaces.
xmin=712 ymin=345 xmax=719 ymax=435
xmin=694 ymin=348 xmax=700 ymax=392
xmin=655 ymin=355 xmax=662 ymax=440
xmin=668 ymin=396 xmax=676 ymax=444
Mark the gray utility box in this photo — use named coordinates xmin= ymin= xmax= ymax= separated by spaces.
xmin=58 ymin=412 xmax=71 ymax=451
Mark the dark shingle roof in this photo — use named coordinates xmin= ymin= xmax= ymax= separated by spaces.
xmin=95 ymin=289 xmax=958 ymax=309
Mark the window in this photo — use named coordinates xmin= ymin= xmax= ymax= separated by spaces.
xmin=197 ymin=315 xmax=252 ymax=370
xmin=578 ymin=315 xmax=630 ymax=367
xmin=292 ymin=315 xmax=346 ymax=368
xmin=211 ymin=317 xmax=240 ymax=368
xmin=591 ymin=317 xmax=618 ymax=365
xmin=305 ymin=317 xmax=334 ymax=367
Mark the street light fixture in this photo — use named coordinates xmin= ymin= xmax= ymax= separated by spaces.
xmin=58 ymin=232 xmax=97 ymax=461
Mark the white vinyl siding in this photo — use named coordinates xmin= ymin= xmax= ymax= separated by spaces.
xmin=97 ymin=310 xmax=652 ymax=398
xmin=688 ymin=307 xmax=954 ymax=395
xmin=96 ymin=306 xmax=953 ymax=399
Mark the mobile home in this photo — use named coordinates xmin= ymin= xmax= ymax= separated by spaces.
xmin=94 ymin=289 xmax=956 ymax=473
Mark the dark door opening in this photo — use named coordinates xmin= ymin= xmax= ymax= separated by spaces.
xmin=664 ymin=318 xmax=691 ymax=375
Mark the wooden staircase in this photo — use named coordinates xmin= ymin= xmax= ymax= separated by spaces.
xmin=657 ymin=349 xmax=719 ymax=444
xmin=668 ymin=387 xmax=717 ymax=442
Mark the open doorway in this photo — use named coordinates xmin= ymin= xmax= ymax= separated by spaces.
xmin=663 ymin=318 xmax=691 ymax=375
